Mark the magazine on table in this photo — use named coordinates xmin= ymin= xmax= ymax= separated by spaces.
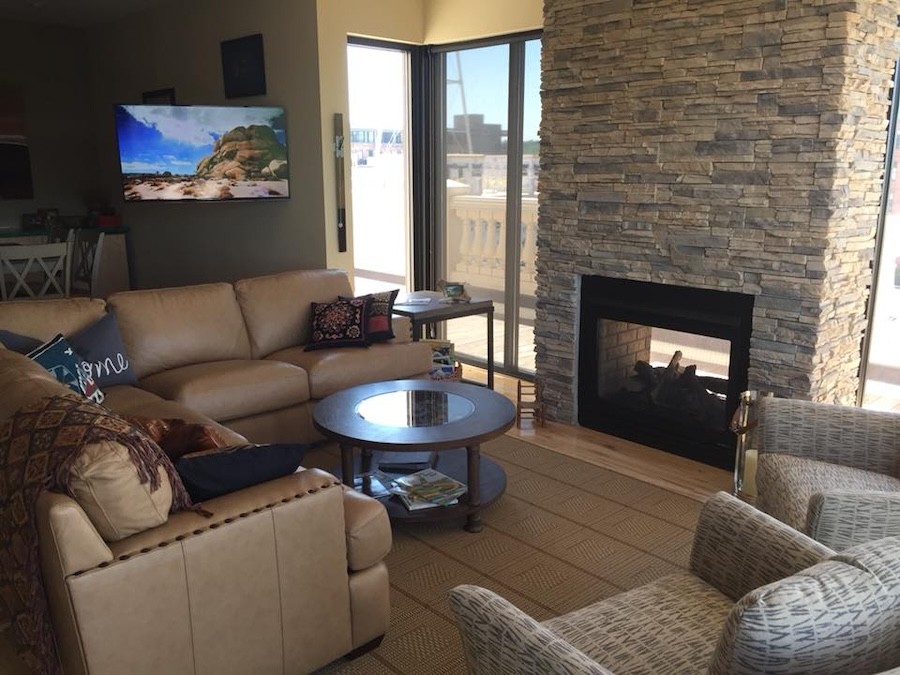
xmin=372 ymin=467 xmax=467 ymax=510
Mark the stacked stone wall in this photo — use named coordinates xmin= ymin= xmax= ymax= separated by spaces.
xmin=537 ymin=0 xmax=900 ymax=422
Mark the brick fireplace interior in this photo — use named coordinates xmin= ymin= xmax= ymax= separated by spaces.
xmin=534 ymin=0 xmax=900 ymax=466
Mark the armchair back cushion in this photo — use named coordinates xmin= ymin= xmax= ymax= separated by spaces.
xmin=755 ymin=396 xmax=900 ymax=477
xmin=108 ymin=283 xmax=252 ymax=379
xmin=234 ymin=269 xmax=353 ymax=358
xmin=709 ymin=535 xmax=900 ymax=675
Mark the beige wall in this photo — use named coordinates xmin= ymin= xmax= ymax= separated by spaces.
xmin=89 ymin=0 xmax=326 ymax=289
xmin=0 ymin=22 xmax=97 ymax=231
xmin=316 ymin=0 xmax=425 ymax=274
xmin=423 ymin=0 xmax=543 ymax=43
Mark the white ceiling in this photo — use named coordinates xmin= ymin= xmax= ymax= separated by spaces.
xmin=0 ymin=0 xmax=169 ymax=27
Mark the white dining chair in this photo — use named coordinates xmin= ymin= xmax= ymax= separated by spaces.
xmin=0 ymin=240 xmax=72 ymax=300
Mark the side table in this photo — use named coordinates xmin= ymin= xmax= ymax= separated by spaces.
xmin=392 ymin=297 xmax=495 ymax=389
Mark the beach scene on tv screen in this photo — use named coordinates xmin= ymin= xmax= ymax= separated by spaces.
xmin=115 ymin=105 xmax=289 ymax=201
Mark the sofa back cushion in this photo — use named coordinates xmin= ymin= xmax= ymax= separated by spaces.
xmin=709 ymin=535 xmax=900 ymax=675
xmin=234 ymin=269 xmax=353 ymax=358
xmin=0 ymin=297 xmax=106 ymax=343
xmin=108 ymin=283 xmax=251 ymax=379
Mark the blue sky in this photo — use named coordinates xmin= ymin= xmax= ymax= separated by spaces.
xmin=115 ymin=105 xmax=287 ymax=175
xmin=348 ymin=39 xmax=541 ymax=142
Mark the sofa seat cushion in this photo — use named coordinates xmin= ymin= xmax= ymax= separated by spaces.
xmin=756 ymin=453 xmax=900 ymax=533
xmin=267 ymin=341 xmax=433 ymax=399
xmin=139 ymin=359 xmax=310 ymax=422
xmin=543 ymin=572 xmax=733 ymax=674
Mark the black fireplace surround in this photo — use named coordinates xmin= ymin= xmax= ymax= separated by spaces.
xmin=578 ymin=276 xmax=754 ymax=470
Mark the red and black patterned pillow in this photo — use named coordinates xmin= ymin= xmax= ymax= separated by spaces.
xmin=340 ymin=288 xmax=399 ymax=343
xmin=304 ymin=297 xmax=370 ymax=351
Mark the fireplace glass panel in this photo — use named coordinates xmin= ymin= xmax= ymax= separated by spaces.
xmin=596 ymin=321 xmax=731 ymax=432
xmin=578 ymin=275 xmax=754 ymax=470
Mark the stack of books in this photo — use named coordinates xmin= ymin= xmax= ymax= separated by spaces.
xmin=372 ymin=467 xmax=467 ymax=511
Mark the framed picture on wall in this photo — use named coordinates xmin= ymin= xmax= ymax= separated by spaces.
xmin=221 ymin=33 xmax=267 ymax=98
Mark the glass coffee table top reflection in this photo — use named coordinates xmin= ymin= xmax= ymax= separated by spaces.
xmin=313 ymin=380 xmax=516 ymax=532
xmin=356 ymin=389 xmax=476 ymax=428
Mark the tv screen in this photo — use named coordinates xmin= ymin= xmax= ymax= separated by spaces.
xmin=114 ymin=104 xmax=289 ymax=201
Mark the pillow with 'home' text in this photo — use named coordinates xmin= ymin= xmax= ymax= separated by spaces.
xmin=27 ymin=334 xmax=104 ymax=404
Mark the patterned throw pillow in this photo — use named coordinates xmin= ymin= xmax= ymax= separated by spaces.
xmin=340 ymin=288 xmax=399 ymax=343
xmin=27 ymin=334 xmax=104 ymax=404
xmin=304 ymin=297 xmax=370 ymax=351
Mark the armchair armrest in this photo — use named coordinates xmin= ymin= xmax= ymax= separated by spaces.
xmin=807 ymin=490 xmax=900 ymax=550
xmin=448 ymin=585 xmax=613 ymax=675
xmin=690 ymin=492 xmax=833 ymax=601
xmin=755 ymin=397 xmax=900 ymax=476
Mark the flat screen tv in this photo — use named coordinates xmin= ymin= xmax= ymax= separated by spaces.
xmin=114 ymin=104 xmax=289 ymax=202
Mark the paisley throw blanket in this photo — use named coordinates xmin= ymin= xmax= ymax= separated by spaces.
xmin=0 ymin=394 xmax=192 ymax=674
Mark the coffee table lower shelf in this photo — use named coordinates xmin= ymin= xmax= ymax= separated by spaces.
xmin=337 ymin=447 xmax=507 ymax=531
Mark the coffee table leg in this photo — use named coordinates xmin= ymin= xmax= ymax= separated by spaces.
xmin=340 ymin=444 xmax=354 ymax=488
xmin=465 ymin=444 xmax=483 ymax=533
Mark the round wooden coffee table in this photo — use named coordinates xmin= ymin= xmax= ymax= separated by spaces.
xmin=313 ymin=379 xmax=516 ymax=532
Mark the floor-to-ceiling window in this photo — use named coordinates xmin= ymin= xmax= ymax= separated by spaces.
xmin=346 ymin=40 xmax=413 ymax=295
xmin=861 ymin=60 xmax=900 ymax=410
xmin=431 ymin=32 xmax=541 ymax=377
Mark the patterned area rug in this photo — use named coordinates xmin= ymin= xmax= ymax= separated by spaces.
xmin=315 ymin=435 xmax=705 ymax=675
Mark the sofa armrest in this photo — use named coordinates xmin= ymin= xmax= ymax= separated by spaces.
xmin=109 ymin=468 xmax=343 ymax=559
xmin=36 ymin=491 xmax=114 ymax=578
xmin=807 ymin=490 xmax=900 ymax=550
xmin=390 ymin=315 xmax=413 ymax=344
xmin=448 ymin=585 xmax=613 ymax=675
xmin=342 ymin=487 xmax=392 ymax=570
xmin=689 ymin=492 xmax=833 ymax=601
xmin=755 ymin=397 xmax=900 ymax=476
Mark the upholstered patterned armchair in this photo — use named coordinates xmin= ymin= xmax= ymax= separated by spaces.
xmin=449 ymin=492 xmax=900 ymax=675
xmin=752 ymin=396 xmax=900 ymax=550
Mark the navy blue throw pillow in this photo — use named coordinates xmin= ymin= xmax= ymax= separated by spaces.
xmin=0 ymin=329 xmax=42 ymax=354
xmin=175 ymin=443 xmax=310 ymax=502
xmin=68 ymin=312 xmax=137 ymax=388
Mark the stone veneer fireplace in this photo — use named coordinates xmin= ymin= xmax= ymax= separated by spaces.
xmin=533 ymin=0 xmax=900 ymax=444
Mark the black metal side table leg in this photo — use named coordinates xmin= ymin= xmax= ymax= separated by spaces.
xmin=465 ymin=444 xmax=483 ymax=533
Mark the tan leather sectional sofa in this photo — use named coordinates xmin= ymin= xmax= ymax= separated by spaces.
xmin=0 ymin=268 xmax=434 ymax=674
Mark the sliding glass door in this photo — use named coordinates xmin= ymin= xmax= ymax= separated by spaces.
xmin=347 ymin=41 xmax=412 ymax=295
xmin=433 ymin=33 xmax=541 ymax=376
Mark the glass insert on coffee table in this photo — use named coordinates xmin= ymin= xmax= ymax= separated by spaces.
xmin=312 ymin=379 xmax=516 ymax=532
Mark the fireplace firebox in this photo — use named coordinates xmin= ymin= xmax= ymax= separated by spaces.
xmin=578 ymin=276 xmax=754 ymax=470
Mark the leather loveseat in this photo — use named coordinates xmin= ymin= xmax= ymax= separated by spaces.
xmin=0 ymin=268 xmax=432 ymax=674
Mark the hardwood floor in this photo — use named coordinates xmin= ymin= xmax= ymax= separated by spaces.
xmin=463 ymin=365 xmax=733 ymax=501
